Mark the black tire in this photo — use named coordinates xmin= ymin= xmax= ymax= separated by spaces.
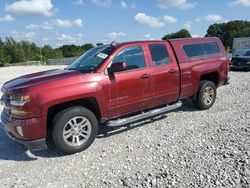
xmin=52 ymin=106 xmax=98 ymax=155
xmin=193 ymin=80 xmax=217 ymax=110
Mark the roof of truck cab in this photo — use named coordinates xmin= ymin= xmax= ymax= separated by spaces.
xmin=116 ymin=40 xmax=165 ymax=46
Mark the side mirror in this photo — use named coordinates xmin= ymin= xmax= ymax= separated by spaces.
xmin=108 ymin=62 xmax=127 ymax=74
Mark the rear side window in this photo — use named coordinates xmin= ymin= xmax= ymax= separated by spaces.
xmin=183 ymin=44 xmax=204 ymax=57
xmin=149 ymin=44 xmax=171 ymax=66
xmin=183 ymin=42 xmax=220 ymax=58
xmin=202 ymin=42 xmax=220 ymax=55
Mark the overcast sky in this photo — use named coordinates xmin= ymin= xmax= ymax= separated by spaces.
xmin=0 ymin=0 xmax=250 ymax=47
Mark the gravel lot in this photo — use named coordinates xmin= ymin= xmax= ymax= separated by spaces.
xmin=0 ymin=66 xmax=249 ymax=188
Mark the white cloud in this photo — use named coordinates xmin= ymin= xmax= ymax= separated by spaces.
xmin=144 ymin=34 xmax=151 ymax=38
xmin=163 ymin=15 xmax=178 ymax=23
xmin=192 ymin=34 xmax=202 ymax=38
xmin=41 ymin=33 xmax=84 ymax=46
xmin=157 ymin=0 xmax=196 ymax=9
xmin=134 ymin=13 xmax=165 ymax=28
xmin=203 ymin=14 xmax=223 ymax=22
xmin=55 ymin=33 xmax=83 ymax=43
xmin=120 ymin=1 xmax=135 ymax=9
xmin=107 ymin=32 xmax=126 ymax=39
xmin=231 ymin=0 xmax=250 ymax=7
xmin=26 ymin=22 xmax=53 ymax=30
xmin=121 ymin=1 xmax=128 ymax=9
xmin=196 ymin=14 xmax=224 ymax=22
xmin=73 ymin=0 xmax=84 ymax=5
xmin=26 ymin=18 xmax=83 ymax=30
xmin=0 ymin=14 xmax=14 ymax=22
xmin=10 ymin=31 xmax=36 ymax=41
xmin=143 ymin=34 xmax=154 ymax=40
xmin=92 ymin=0 xmax=112 ymax=7
xmin=183 ymin=21 xmax=192 ymax=29
xmin=42 ymin=38 xmax=48 ymax=42
xmin=54 ymin=19 xmax=83 ymax=28
xmin=131 ymin=3 xmax=136 ymax=9
xmin=5 ymin=0 xmax=54 ymax=17
xmin=24 ymin=32 xmax=36 ymax=39
xmin=195 ymin=18 xmax=200 ymax=22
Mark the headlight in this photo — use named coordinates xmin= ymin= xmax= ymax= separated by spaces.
xmin=9 ymin=95 xmax=30 ymax=107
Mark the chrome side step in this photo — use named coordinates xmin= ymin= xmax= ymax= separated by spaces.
xmin=107 ymin=101 xmax=182 ymax=127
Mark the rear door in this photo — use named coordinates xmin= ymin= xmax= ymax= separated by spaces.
xmin=147 ymin=42 xmax=180 ymax=107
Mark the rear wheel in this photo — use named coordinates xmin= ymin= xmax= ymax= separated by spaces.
xmin=193 ymin=80 xmax=217 ymax=110
xmin=52 ymin=106 xmax=98 ymax=155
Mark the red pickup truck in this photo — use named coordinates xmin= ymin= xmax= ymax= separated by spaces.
xmin=1 ymin=37 xmax=229 ymax=154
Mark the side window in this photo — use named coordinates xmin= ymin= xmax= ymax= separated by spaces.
xmin=183 ymin=44 xmax=204 ymax=57
xmin=112 ymin=46 xmax=146 ymax=71
xmin=203 ymin=42 xmax=220 ymax=55
xmin=183 ymin=42 xmax=220 ymax=58
xmin=149 ymin=44 xmax=171 ymax=66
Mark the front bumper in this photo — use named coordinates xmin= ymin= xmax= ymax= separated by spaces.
xmin=0 ymin=109 xmax=47 ymax=151
xmin=230 ymin=59 xmax=250 ymax=69
xmin=0 ymin=122 xmax=46 ymax=151
xmin=230 ymin=64 xmax=250 ymax=69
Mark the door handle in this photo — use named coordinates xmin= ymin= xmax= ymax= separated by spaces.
xmin=140 ymin=74 xmax=151 ymax=79
xmin=168 ymin=69 xmax=177 ymax=73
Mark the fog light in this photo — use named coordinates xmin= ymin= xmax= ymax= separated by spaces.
xmin=16 ymin=126 xmax=24 ymax=137
xmin=11 ymin=109 xmax=30 ymax=117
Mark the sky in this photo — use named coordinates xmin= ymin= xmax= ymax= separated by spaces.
xmin=0 ymin=0 xmax=250 ymax=47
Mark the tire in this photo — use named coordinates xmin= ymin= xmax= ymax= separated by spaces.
xmin=193 ymin=80 xmax=217 ymax=110
xmin=52 ymin=106 xmax=98 ymax=155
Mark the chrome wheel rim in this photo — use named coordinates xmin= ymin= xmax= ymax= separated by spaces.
xmin=63 ymin=116 xmax=92 ymax=147
xmin=202 ymin=86 xmax=215 ymax=106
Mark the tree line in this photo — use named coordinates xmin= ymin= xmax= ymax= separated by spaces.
xmin=0 ymin=37 xmax=103 ymax=65
xmin=162 ymin=20 xmax=250 ymax=50
xmin=1 ymin=20 xmax=249 ymax=65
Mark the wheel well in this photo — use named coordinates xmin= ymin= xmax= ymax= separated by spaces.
xmin=46 ymin=98 xmax=101 ymax=142
xmin=200 ymin=72 xmax=219 ymax=87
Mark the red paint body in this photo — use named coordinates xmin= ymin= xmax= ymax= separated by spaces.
xmin=1 ymin=38 xmax=229 ymax=141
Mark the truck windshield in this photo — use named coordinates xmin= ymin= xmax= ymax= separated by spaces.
xmin=67 ymin=45 xmax=115 ymax=73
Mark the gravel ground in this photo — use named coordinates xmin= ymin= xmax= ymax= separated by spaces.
xmin=0 ymin=66 xmax=249 ymax=188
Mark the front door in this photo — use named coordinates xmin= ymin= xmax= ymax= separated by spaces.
xmin=103 ymin=45 xmax=152 ymax=118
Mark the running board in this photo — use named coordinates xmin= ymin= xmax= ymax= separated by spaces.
xmin=107 ymin=101 xmax=182 ymax=127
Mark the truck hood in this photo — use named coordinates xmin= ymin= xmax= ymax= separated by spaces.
xmin=3 ymin=69 xmax=81 ymax=92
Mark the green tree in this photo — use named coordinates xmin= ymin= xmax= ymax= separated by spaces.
xmin=81 ymin=43 xmax=94 ymax=52
xmin=20 ymin=41 xmax=40 ymax=61
xmin=59 ymin=44 xmax=83 ymax=57
xmin=0 ymin=38 xmax=4 ymax=64
xmin=42 ymin=45 xmax=63 ymax=61
xmin=0 ymin=37 xmax=97 ymax=65
xmin=162 ymin=29 xmax=192 ymax=40
xmin=206 ymin=20 xmax=250 ymax=48
xmin=4 ymin=37 xmax=26 ymax=64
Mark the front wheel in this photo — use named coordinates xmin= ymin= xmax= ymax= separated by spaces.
xmin=52 ymin=107 xmax=98 ymax=155
xmin=193 ymin=80 xmax=217 ymax=110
